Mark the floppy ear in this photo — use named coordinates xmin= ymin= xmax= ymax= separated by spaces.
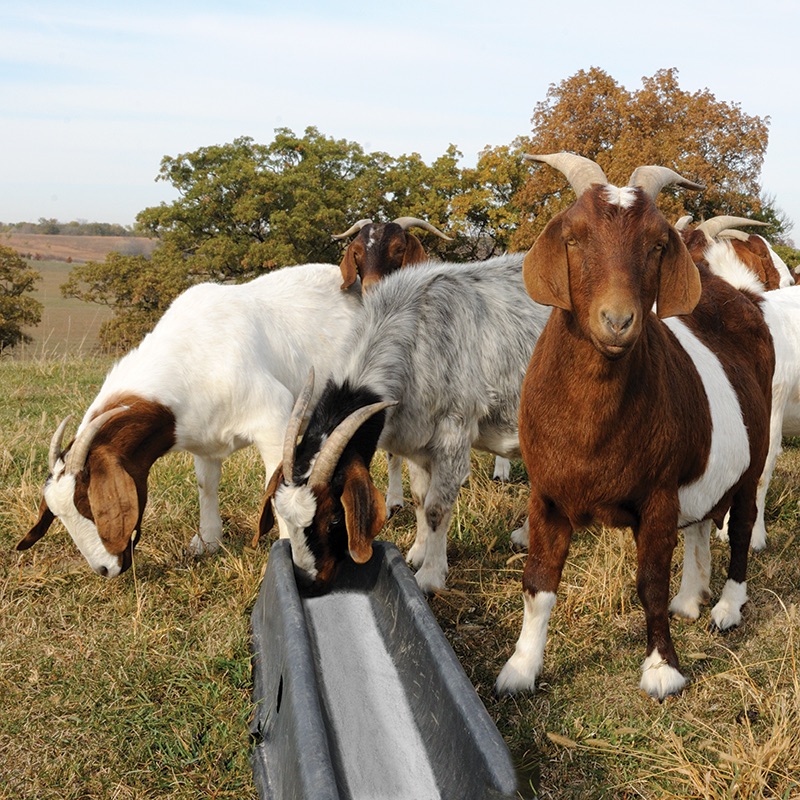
xmin=522 ymin=217 xmax=572 ymax=310
xmin=656 ymin=227 xmax=702 ymax=318
xmin=340 ymin=460 xmax=386 ymax=564
xmin=86 ymin=453 xmax=140 ymax=555
xmin=339 ymin=248 xmax=359 ymax=290
xmin=252 ymin=465 xmax=284 ymax=548
xmin=16 ymin=496 xmax=55 ymax=551
xmin=401 ymin=234 xmax=427 ymax=267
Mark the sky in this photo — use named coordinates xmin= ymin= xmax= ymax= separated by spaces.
xmin=2 ymin=0 xmax=798 ymax=242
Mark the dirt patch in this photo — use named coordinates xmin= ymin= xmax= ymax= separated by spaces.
xmin=2 ymin=232 xmax=158 ymax=263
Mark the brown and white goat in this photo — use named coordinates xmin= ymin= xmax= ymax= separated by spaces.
xmin=678 ymin=217 xmax=798 ymax=552
xmin=17 ymin=263 xmax=363 ymax=576
xmin=497 ymin=153 xmax=774 ymax=700
xmin=678 ymin=215 xmax=793 ymax=291
xmin=332 ymin=216 xmax=452 ymax=290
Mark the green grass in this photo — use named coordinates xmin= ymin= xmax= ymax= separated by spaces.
xmin=2 ymin=356 xmax=799 ymax=799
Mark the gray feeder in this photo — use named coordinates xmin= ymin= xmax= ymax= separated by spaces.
xmin=250 ymin=539 xmax=518 ymax=800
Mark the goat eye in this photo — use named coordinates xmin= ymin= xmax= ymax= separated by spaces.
xmin=565 ymin=237 xmax=578 ymax=247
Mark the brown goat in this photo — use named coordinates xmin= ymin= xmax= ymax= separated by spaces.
xmin=333 ymin=217 xmax=451 ymax=290
xmin=497 ymin=153 xmax=774 ymax=701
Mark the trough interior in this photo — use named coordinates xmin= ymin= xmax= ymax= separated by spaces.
xmin=250 ymin=540 xmax=517 ymax=800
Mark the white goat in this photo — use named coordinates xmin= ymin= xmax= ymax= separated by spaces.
xmin=17 ymin=263 xmax=363 ymax=576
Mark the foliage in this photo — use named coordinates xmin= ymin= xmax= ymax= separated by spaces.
xmin=60 ymin=71 xmax=789 ymax=350
xmin=61 ymin=244 xmax=191 ymax=351
xmin=137 ymin=129 xmax=386 ymax=279
xmin=510 ymin=67 xmax=776 ymax=250
xmin=0 ymin=219 xmax=135 ymax=236
xmin=0 ymin=244 xmax=42 ymax=353
xmin=451 ymin=140 xmax=532 ymax=258
xmin=773 ymin=244 xmax=800 ymax=271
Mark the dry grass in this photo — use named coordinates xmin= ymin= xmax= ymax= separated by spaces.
xmin=2 ymin=356 xmax=799 ymax=799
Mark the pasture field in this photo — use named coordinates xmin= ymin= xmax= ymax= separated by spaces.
xmin=1 ymin=355 xmax=799 ymax=799
xmin=3 ymin=232 xmax=157 ymax=264
xmin=16 ymin=259 xmax=113 ymax=356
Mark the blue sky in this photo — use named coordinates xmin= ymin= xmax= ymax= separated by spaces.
xmin=2 ymin=0 xmax=798 ymax=242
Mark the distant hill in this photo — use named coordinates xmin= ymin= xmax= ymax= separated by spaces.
xmin=2 ymin=232 xmax=158 ymax=263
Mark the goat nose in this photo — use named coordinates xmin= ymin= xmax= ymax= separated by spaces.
xmin=96 ymin=565 xmax=109 ymax=577
xmin=601 ymin=309 xmax=634 ymax=336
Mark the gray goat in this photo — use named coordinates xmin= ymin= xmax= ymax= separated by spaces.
xmin=256 ymin=253 xmax=551 ymax=593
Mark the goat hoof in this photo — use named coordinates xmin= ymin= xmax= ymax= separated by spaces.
xmin=187 ymin=534 xmax=221 ymax=556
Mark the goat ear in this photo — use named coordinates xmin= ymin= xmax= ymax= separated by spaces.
xmin=253 ymin=465 xmax=284 ymax=548
xmin=339 ymin=249 xmax=359 ymax=290
xmin=341 ymin=460 xmax=385 ymax=564
xmin=16 ymin=496 xmax=55 ymax=551
xmin=87 ymin=454 xmax=140 ymax=554
xmin=401 ymin=234 xmax=427 ymax=267
xmin=522 ymin=218 xmax=572 ymax=311
xmin=656 ymin=228 xmax=702 ymax=318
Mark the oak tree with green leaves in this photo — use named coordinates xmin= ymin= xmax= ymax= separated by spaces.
xmin=0 ymin=244 xmax=42 ymax=353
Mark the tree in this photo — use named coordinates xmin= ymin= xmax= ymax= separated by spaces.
xmin=0 ymin=245 xmax=42 ymax=352
xmin=510 ymin=67 xmax=776 ymax=250
xmin=451 ymin=140 xmax=532 ymax=259
xmin=62 ymin=244 xmax=192 ymax=352
xmin=67 ymin=128 xmax=472 ymax=349
xmin=136 ymin=129 xmax=398 ymax=281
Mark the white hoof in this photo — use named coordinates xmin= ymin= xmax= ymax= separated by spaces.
xmin=495 ymin=654 xmax=539 ymax=695
xmin=510 ymin=517 xmax=529 ymax=548
xmin=386 ymin=499 xmax=405 ymax=518
xmin=413 ymin=564 xmax=447 ymax=595
xmin=750 ymin=524 xmax=766 ymax=551
xmin=493 ymin=457 xmax=511 ymax=482
xmin=187 ymin=533 xmax=221 ymax=556
xmin=711 ymin=579 xmax=747 ymax=630
xmin=669 ymin=592 xmax=702 ymax=620
xmin=640 ymin=651 xmax=686 ymax=700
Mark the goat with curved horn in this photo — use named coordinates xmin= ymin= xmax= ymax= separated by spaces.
xmin=282 ymin=369 xmax=316 ymax=483
xmin=307 ymin=400 xmax=397 ymax=488
xmin=48 ymin=415 xmax=73 ymax=472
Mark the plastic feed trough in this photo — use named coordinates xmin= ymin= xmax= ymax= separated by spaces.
xmin=250 ymin=539 xmax=518 ymax=800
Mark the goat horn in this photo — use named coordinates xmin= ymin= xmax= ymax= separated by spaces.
xmin=283 ymin=369 xmax=316 ymax=483
xmin=307 ymin=400 xmax=397 ymax=488
xmin=64 ymin=406 xmax=128 ymax=476
xmin=391 ymin=217 xmax=453 ymax=241
xmin=48 ymin=415 xmax=73 ymax=472
xmin=695 ymin=215 xmax=769 ymax=242
xmin=674 ymin=215 xmax=693 ymax=231
xmin=331 ymin=219 xmax=374 ymax=240
xmin=523 ymin=152 xmax=608 ymax=197
xmin=627 ymin=166 xmax=704 ymax=200
xmin=717 ymin=229 xmax=750 ymax=242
